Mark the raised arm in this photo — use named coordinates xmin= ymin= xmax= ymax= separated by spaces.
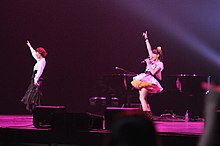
xmin=143 ymin=31 xmax=153 ymax=57
xmin=27 ymin=40 xmax=37 ymax=60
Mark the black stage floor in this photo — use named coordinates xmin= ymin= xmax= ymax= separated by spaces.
xmin=0 ymin=115 xmax=204 ymax=146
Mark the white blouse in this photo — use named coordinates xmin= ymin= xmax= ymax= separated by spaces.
xmin=29 ymin=46 xmax=46 ymax=84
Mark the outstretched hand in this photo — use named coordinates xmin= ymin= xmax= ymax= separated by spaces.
xmin=143 ymin=31 xmax=148 ymax=40
xmin=26 ymin=40 xmax=31 ymax=48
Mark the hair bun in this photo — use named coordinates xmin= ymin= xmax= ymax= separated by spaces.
xmin=156 ymin=46 xmax=162 ymax=52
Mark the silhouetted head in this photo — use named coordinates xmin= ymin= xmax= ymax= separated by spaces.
xmin=106 ymin=111 xmax=158 ymax=146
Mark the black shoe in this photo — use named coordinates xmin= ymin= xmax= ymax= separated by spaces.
xmin=144 ymin=111 xmax=153 ymax=120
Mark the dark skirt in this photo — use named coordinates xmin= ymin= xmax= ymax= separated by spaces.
xmin=21 ymin=77 xmax=43 ymax=112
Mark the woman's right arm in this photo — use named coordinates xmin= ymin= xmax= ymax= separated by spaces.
xmin=27 ymin=40 xmax=37 ymax=60
xmin=143 ymin=31 xmax=153 ymax=57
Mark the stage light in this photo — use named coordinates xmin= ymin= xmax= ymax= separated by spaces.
xmin=114 ymin=0 xmax=220 ymax=66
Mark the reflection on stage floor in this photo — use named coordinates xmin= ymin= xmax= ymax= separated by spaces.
xmin=0 ymin=114 xmax=203 ymax=146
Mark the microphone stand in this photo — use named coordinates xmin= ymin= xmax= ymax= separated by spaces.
xmin=115 ymin=67 xmax=136 ymax=108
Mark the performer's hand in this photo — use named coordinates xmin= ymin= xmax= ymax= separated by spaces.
xmin=35 ymin=82 xmax=40 ymax=87
xmin=143 ymin=31 xmax=148 ymax=40
xmin=26 ymin=40 xmax=31 ymax=48
xmin=146 ymin=58 xmax=151 ymax=64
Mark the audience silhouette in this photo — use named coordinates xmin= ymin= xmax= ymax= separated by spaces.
xmin=105 ymin=110 xmax=162 ymax=146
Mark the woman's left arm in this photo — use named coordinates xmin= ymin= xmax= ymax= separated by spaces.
xmin=27 ymin=40 xmax=38 ymax=60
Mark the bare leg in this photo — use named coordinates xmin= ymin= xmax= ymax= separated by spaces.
xmin=139 ymin=88 xmax=151 ymax=111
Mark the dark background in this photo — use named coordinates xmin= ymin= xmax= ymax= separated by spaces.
xmin=1 ymin=0 xmax=220 ymax=116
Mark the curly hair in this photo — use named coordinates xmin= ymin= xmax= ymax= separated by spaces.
xmin=36 ymin=47 xmax=48 ymax=58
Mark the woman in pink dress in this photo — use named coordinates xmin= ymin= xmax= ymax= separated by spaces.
xmin=131 ymin=31 xmax=164 ymax=119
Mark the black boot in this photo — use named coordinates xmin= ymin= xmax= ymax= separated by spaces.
xmin=144 ymin=111 xmax=153 ymax=120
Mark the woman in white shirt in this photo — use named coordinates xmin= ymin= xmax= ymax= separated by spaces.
xmin=21 ymin=40 xmax=47 ymax=112
xmin=131 ymin=31 xmax=164 ymax=119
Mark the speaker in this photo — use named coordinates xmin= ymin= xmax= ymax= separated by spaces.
xmin=52 ymin=112 xmax=104 ymax=134
xmin=104 ymin=107 xmax=142 ymax=130
xmin=33 ymin=106 xmax=66 ymax=128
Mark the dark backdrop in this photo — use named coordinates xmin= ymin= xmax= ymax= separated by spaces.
xmin=1 ymin=0 xmax=220 ymax=115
